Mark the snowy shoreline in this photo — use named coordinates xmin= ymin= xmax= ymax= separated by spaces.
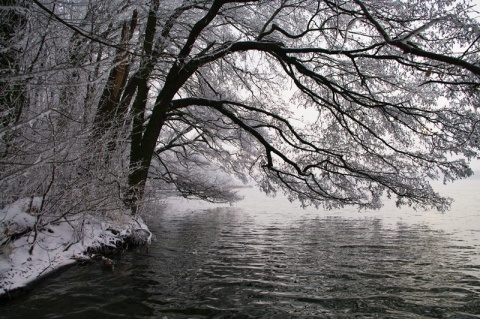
xmin=0 ymin=198 xmax=151 ymax=300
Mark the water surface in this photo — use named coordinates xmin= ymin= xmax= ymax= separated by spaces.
xmin=2 ymin=180 xmax=480 ymax=318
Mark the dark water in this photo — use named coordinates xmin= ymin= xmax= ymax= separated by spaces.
xmin=2 ymin=185 xmax=480 ymax=318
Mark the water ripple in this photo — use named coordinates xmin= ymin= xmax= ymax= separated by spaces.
xmin=2 ymin=194 xmax=480 ymax=318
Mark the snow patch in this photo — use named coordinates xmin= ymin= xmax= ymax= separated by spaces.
xmin=0 ymin=198 xmax=150 ymax=298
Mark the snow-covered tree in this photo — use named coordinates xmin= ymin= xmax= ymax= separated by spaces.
xmin=2 ymin=0 xmax=480 ymax=216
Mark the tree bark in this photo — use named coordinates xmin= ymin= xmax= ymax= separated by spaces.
xmin=93 ymin=10 xmax=138 ymax=138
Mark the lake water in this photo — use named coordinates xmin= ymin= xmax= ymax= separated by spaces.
xmin=2 ymin=179 xmax=480 ymax=318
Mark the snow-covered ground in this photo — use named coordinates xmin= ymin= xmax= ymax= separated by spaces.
xmin=0 ymin=197 xmax=151 ymax=298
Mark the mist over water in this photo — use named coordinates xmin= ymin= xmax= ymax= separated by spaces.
xmin=2 ymin=179 xmax=480 ymax=318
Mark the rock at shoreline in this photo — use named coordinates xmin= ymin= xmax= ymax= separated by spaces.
xmin=128 ymin=228 xmax=152 ymax=246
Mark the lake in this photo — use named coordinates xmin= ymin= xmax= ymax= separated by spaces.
xmin=2 ymin=179 xmax=480 ymax=318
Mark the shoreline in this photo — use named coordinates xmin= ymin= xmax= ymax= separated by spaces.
xmin=0 ymin=198 xmax=151 ymax=300
xmin=0 ymin=260 xmax=77 ymax=301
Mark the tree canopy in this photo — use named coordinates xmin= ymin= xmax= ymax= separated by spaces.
xmin=1 ymin=0 xmax=480 ymax=216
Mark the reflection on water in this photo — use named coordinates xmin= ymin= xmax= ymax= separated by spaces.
xmin=2 ymin=183 xmax=480 ymax=318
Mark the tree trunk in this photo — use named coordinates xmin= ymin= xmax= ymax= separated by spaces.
xmin=126 ymin=63 xmax=195 ymax=214
xmin=93 ymin=10 xmax=137 ymax=139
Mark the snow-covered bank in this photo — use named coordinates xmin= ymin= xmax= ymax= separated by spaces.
xmin=0 ymin=198 xmax=151 ymax=299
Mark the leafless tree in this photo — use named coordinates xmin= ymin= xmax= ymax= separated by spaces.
xmin=2 ymin=0 xmax=480 ymax=217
